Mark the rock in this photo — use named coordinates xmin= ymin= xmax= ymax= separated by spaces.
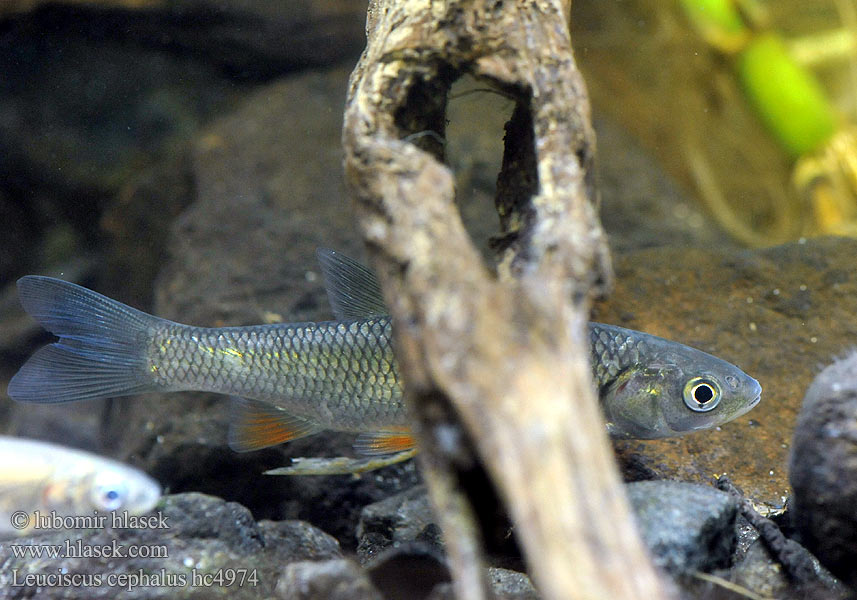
xmin=258 ymin=520 xmax=343 ymax=563
xmin=789 ymin=350 xmax=857 ymax=589
xmin=595 ymin=236 xmax=857 ymax=508
xmin=364 ymin=542 xmax=450 ymax=600
xmin=725 ymin=538 xmax=850 ymax=600
xmin=728 ymin=539 xmax=794 ymax=600
xmin=356 ymin=485 xmax=439 ymax=564
xmin=276 ymin=559 xmax=382 ymax=600
xmin=358 ymin=481 xmax=741 ymax=590
xmin=0 ymin=493 xmax=343 ymax=599
xmin=484 ymin=568 xmax=540 ymax=600
xmin=626 ymin=480 xmax=737 ymax=575
xmin=427 ymin=568 xmax=540 ymax=600
xmin=357 ymin=487 xmax=538 ymax=599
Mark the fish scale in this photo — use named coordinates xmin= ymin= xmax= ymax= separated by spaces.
xmin=147 ymin=318 xmax=402 ymax=431
xmin=590 ymin=324 xmax=647 ymax=386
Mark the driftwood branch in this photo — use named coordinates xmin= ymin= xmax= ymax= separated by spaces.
xmin=343 ymin=1 xmax=672 ymax=599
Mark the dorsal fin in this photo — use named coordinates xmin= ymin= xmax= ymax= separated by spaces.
xmin=316 ymin=248 xmax=388 ymax=320
xmin=228 ymin=397 xmax=323 ymax=452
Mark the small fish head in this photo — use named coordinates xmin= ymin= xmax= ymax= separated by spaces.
xmin=88 ymin=467 xmax=161 ymax=515
xmin=603 ymin=348 xmax=761 ymax=439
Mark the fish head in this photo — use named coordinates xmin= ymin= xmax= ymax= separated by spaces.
xmin=602 ymin=346 xmax=761 ymax=439
xmin=87 ymin=466 xmax=161 ymax=515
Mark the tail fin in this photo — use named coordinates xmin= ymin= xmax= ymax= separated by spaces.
xmin=8 ymin=276 xmax=163 ymax=404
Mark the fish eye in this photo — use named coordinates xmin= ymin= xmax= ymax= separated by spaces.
xmin=91 ymin=475 xmax=129 ymax=511
xmin=683 ymin=377 xmax=721 ymax=412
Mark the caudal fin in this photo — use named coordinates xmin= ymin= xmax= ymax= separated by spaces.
xmin=7 ymin=276 xmax=162 ymax=403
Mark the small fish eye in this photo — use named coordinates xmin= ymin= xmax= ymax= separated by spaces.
xmin=91 ymin=476 xmax=129 ymax=511
xmin=97 ymin=486 xmax=126 ymax=511
xmin=683 ymin=377 xmax=721 ymax=412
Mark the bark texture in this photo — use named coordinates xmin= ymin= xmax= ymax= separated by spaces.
xmin=343 ymin=1 xmax=672 ymax=599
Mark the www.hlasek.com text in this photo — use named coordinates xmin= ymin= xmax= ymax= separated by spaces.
xmin=10 ymin=538 xmax=168 ymax=560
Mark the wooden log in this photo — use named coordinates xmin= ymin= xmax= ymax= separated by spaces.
xmin=343 ymin=1 xmax=673 ymax=599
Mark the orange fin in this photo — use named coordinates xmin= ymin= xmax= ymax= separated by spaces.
xmin=354 ymin=430 xmax=416 ymax=456
xmin=228 ymin=397 xmax=322 ymax=452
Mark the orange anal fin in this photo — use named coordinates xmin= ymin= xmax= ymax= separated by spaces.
xmin=228 ymin=397 xmax=323 ymax=453
xmin=354 ymin=430 xmax=416 ymax=456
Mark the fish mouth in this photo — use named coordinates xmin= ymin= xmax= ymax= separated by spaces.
xmin=750 ymin=393 xmax=761 ymax=408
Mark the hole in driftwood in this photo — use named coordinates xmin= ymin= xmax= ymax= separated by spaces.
xmin=393 ymin=62 xmax=456 ymax=161
xmin=393 ymin=70 xmax=533 ymax=262
xmin=445 ymin=75 xmax=516 ymax=259
xmin=493 ymin=94 xmax=539 ymax=254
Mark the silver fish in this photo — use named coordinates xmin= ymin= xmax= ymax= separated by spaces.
xmin=6 ymin=250 xmax=761 ymax=456
xmin=0 ymin=436 xmax=160 ymax=537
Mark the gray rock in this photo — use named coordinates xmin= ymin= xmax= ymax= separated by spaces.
xmin=0 ymin=493 xmax=342 ymax=599
xmin=258 ymin=520 xmax=342 ymax=563
xmin=725 ymin=538 xmax=850 ymax=600
xmin=364 ymin=541 xmax=450 ymax=600
xmin=358 ymin=481 xmax=741 ymax=583
xmin=485 ymin=568 xmax=539 ymax=600
xmin=626 ymin=480 xmax=737 ymax=575
xmin=0 ymin=0 xmax=360 ymax=468
xmin=276 ymin=559 xmax=382 ymax=600
xmin=728 ymin=539 xmax=791 ymax=600
xmin=789 ymin=350 xmax=857 ymax=589
xmin=427 ymin=568 xmax=539 ymax=600
xmin=356 ymin=485 xmax=439 ymax=564
xmin=357 ymin=487 xmax=539 ymax=599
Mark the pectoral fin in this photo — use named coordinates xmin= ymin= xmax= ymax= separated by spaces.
xmin=228 ymin=397 xmax=323 ymax=452
xmin=354 ymin=430 xmax=416 ymax=455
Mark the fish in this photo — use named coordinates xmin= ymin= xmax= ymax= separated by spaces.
xmin=6 ymin=249 xmax=761 ymax=458
xmin=0 ymin=436 xmax=161 ymax=537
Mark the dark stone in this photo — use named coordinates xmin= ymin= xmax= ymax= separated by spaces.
xmin=256 ymin=520 xmax=342 ymax=563
xmin=356 ymin=485 xmax=439 ymax=564
xmin=427 ymin=568 xmax=539 ymax=600
xmin=789 ymin=350 xmax=857 ymax=589
xmin=725 ymin=537 xmax=850 ymax=600
xmin=485 ymin=568 xmax=540 ymax=600
xmin=364 ymin=542 xmax=450 ymax=600
xmin=626 ymin=480 xmax=737 ymax=575
xmin=276 ymin=559 xmax=382 ymax=600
